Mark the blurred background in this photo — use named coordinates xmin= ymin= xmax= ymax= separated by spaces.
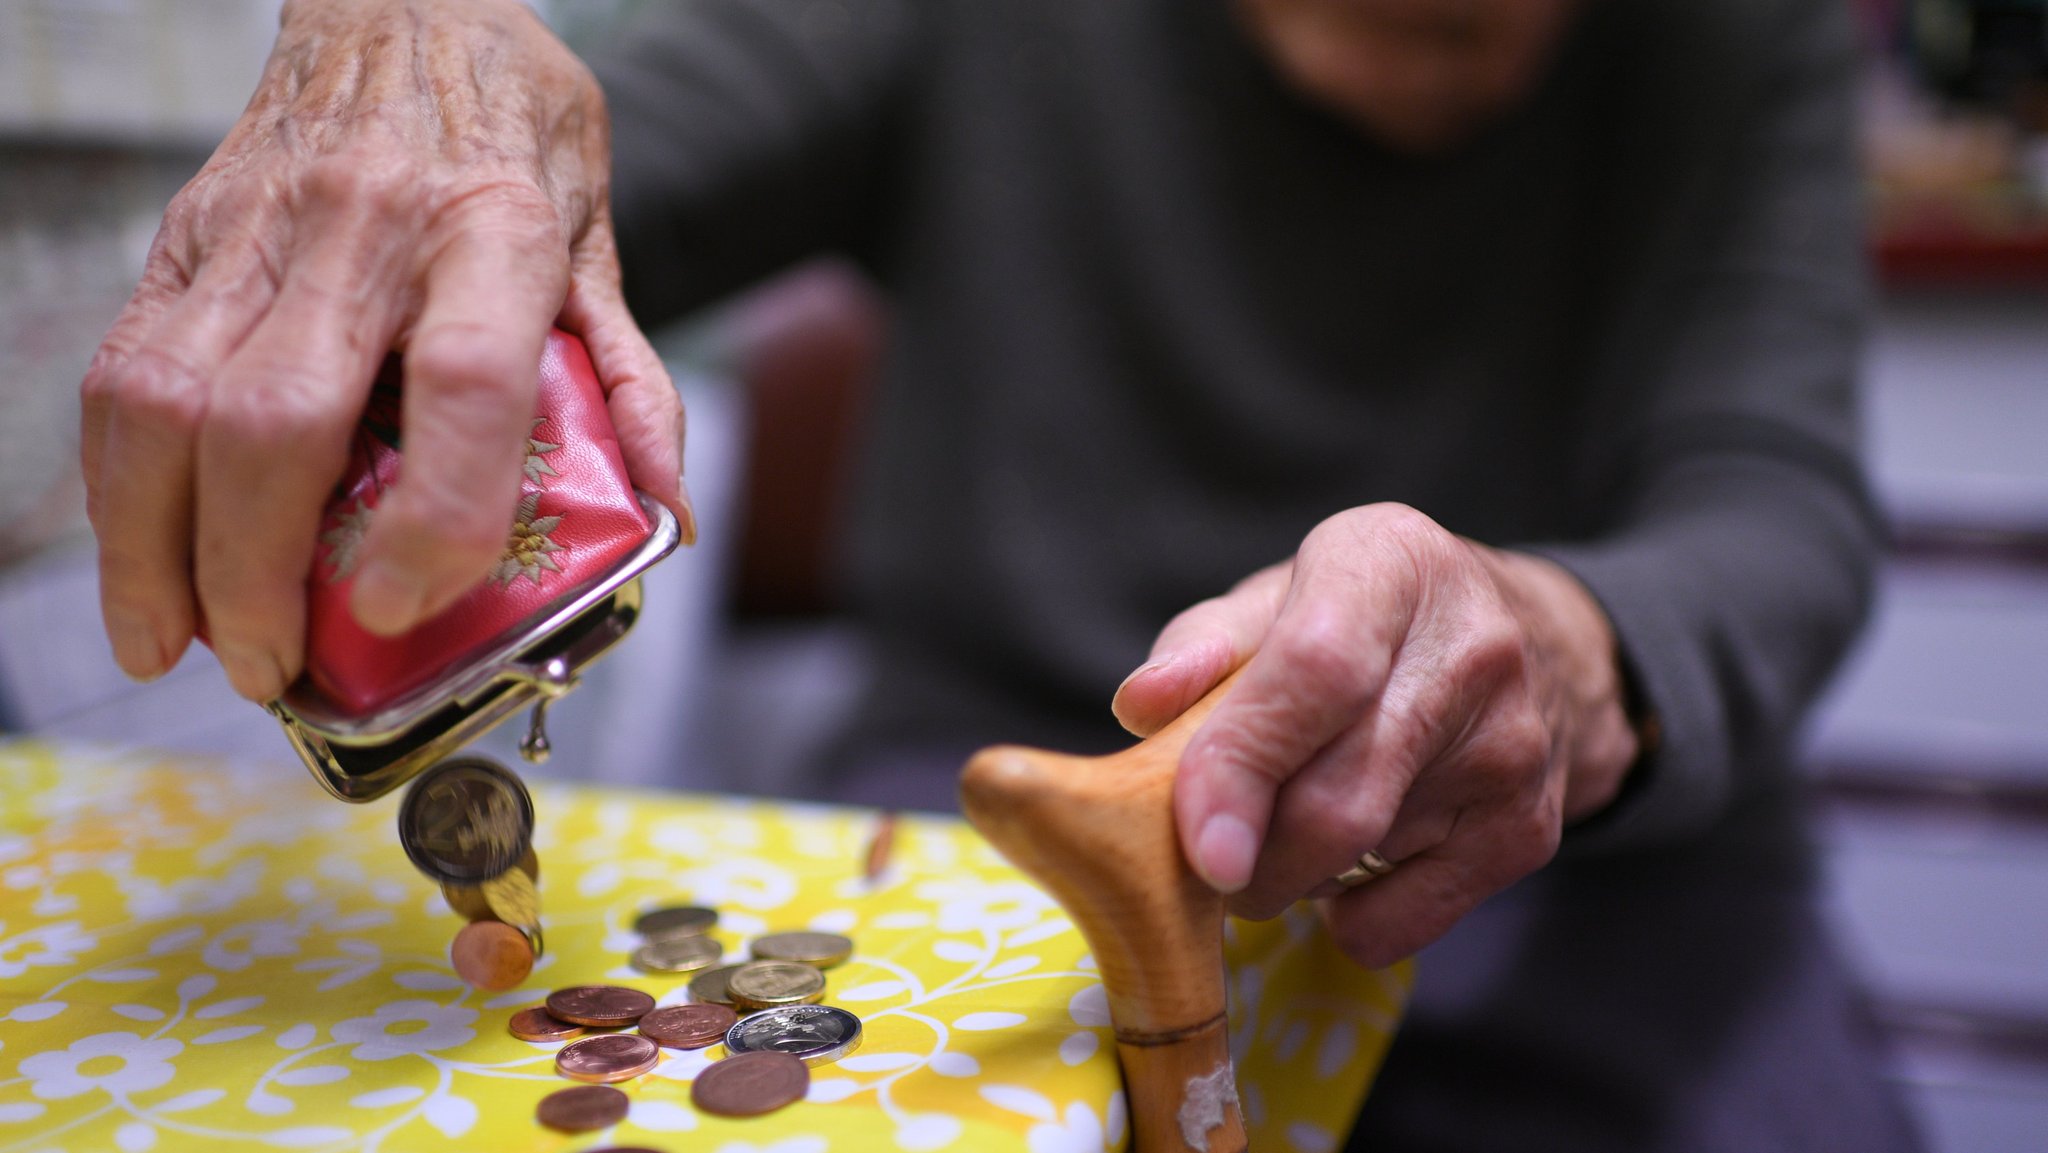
xmin=1 ymin=2 xmax=2044 ymax=1148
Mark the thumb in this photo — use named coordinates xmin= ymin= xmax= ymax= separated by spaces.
xmin=1112 ymin=562 xmax=1290 ymax=738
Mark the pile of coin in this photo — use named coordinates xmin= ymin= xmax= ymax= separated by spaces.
xmin=511 ymin=906 xmax=865 ymax=1132
xmin=397 ymin=757 xmax=544 ymax=990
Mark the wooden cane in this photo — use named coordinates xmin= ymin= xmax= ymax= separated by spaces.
xmin=958 ymin=672 xmax=1248 ymax=1153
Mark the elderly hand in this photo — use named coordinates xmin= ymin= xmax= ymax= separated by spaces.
xmin=80 ymin=0 xmax=688 ymax=702
xmin=1111 ymin=503 xmax=1641 ymax=968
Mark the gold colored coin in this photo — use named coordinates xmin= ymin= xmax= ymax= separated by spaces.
xmin=727 ymin=960 xmax=827 ymax=1011
xmin=750 ymin=931 xmax=853 ymax=969
xmin=688 ymin=964 xmax=745 ymax=1006
xmin=441 ymin=882 xmax=493 ymax=921
xmin=482 ymin=867 xmax=540 ymax=927
xmin=631 ymin=933 xmax=723 ymax=975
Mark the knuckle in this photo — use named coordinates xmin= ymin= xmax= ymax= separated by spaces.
xmin=303 ymin=152 xmax=421 ymax=220
xmin=1271 ymin=609 xmax=1365 ymax=692
xmin=113 ymin=348 xmax=211 ymax=432
xmin=206 ymin=365 xmax=352 ymax=451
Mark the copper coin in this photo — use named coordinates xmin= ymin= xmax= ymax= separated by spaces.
xmin=451 ymin=920 xmax=533 ymax=991
xmin=691 ymin=1050 xmax=810 ymax=1117
xmin=639 ymin=1003 xmax=738 ymax=1050
xmin=535 ymin=1084 xmax=629 ymax=1132
xmin=634 ymin=905 xmax=717 ymax=937
xmin=547 ymin=985 xmax=656 ymax=1028
xmin=688 ymin=964 xmax=744 ymax=1006
xmin=749 ymin=931 xmax=853 ymax=969
xmin=556 ymin=1033 xmax=660 ymax=1084
xmin=630 ymin=934 xmax=723 ymax=975
xmin=727 ymin=961 xmax=827 ymax=1011
xmin=508 ymin=1007 xmax=584 ymax=1043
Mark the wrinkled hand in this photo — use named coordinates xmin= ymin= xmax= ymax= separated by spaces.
xmin=81 ymin=0 xmax=689 ymax=701
xmin=1112 ymin=504 xmax=1640 ymax=968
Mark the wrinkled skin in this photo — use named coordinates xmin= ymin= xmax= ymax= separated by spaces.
xmin=85 ymin=0 xmax=1630 ymax=970
xmin=80 ymin=0 xmax=688 ymax=702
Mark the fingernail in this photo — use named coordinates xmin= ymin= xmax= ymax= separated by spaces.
xmin=676 ymin=475 xmax=698 ymax=547
xmin=1193 ymin=813 xmax=1259 ymax=894
xmin=216 ymin=642 xmax=285 ymax=702
xmin=106 ymin=611 xmax=168 ymax=682
xmin=352 ymin=560 xmax=429 ymax=636
xmin=1115 ymin=653 xmax=1178 ymax=697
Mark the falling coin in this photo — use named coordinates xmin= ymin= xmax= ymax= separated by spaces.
xmin=749 ymin=931 xmax=853 ymax=969
xmin=536 ymin=1084 xmax=630 ymax=1132
xmin=691 ymin=1050 xmax=810 ymax=1117
xmin=634 ymin=905 xmax=717 ymax=938
xmin=508 ymin=1007 xmax=584 ymax=1043
xmin=556 ymin=1033 xmax=661 ymax=1084
xmin=450 ymin=920 xmax=533 ymax=991
xmin=727 ymin=961 xmax=827 ymax=1011
xmin=397 ymin=756 xmax=534 ymax=885
xmin=723 ymin=1004 xmax=863 ymax=1066
xmin=547 ymin=985 xmax=657 ymax=1028
xmin=638 ymin=1003 xmax=739 ymax=1050
xmin=441 ymin=882 xmax=494 ymax=921
xmin=631 ymin=934 xmax=723 ymax=975
xmin=482 ymin=867 xmax=540 ymax=927
xmin=688 ymin=964 xmax=745 ymax=1007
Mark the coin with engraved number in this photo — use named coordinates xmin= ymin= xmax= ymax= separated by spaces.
xmin=398 ymin=756 xmax=533 ymax=884
xmin=723 ymin=1004 xmax=863 ymax=1065
xmin=726 ymin=960 xmax=827 ymax=1011
xmin=688 ymin=964 xmax=744 ymax=1007
xmin=556 ymin=1033 xmax=660 ymax=1083
xmin=638 ymin=1003 xmax=739 ymax=1050
xmin=508 ymin=1007 xmax=584 ymax=1043
xmin=691 ymin=1050 xmax=810 ymax=1117
xmin=749 ymin=931 xmax=853 ymax=969
xmin=634 ymin=905 xmax=717 ymax=937
xmin=547 ymin=985 xmax=656 ymax=1028
xmin=536 ymin=1084 xmax=629 ymax=1132
xmin=631 ymin=934 xmax=723 ymax=975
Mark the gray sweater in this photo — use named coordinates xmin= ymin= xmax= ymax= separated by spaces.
xmin=595 ymin=0 xmax=1879 ymax=858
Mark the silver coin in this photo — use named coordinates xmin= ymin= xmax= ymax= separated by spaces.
xmin=397 ymin=756 xmax=533 ymax=884
xmin=723 ymin=1004 xmax=863 ymax=1066
xmin=631 ymin=933 xmax=723 ymax=974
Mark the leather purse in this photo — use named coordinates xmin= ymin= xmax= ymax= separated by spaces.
xmin=270 ymin=329 xmax=681 ymax=801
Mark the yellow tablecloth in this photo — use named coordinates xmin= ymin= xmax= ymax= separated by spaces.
xmin=0 ymin=741 xmax=1406 ymax=1152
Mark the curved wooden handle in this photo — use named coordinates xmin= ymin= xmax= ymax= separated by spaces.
xmin=959 ymin=673 xmax=1247 ymax=1153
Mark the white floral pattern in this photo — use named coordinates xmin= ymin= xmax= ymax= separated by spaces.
xmin=0 ymin=742 xmax=1406 ymax=1151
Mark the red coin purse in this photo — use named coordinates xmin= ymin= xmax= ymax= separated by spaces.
xmin=270 ymin=330 xmax=681 ymax=801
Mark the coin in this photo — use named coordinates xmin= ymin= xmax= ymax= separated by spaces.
xmin=398 ymin=756 xmax=534 ymax=884
xmin=536 ymin=1084 xmax=629 ymax=1132
xmin=638 ymin=1003 xmax=739 ymax=1050
xmin=630 ymin=934 xmax=723 ymax=975
xmin=508 ymin=1006 xmax=583 ymax=1043
xmin=688 ymin=964 xmax=745 ymax=1007
xmin=634 ymin=905 xmax=717 ymax=937
xmin=723 ymin=1004 xmax=863 ymax=1066
xmin=749 ymin=931 xmax=853 ymax=969
xmin=546 ymin=985 xmax=656 ymax=1028
xmin=555 ymin=1033 xmax=660 ymax=1084
xmin=441 ymin=882 xmax=494 ymax=921
xmin=482 ymin=867 xmax=540 ymax=927
xmin=726 ymin=961 xmax=827 ymax=1011
xmin=691 ymin=1050 xmax=810 ymax=1117
xmin=451 ymin=920 xmax=533 ymax=990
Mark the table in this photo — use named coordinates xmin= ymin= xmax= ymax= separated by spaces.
xmin=0 ymin=741 xmax=1406 ymax=1152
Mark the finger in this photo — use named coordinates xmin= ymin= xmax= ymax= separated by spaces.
xmin=1319 ymin=795 xmax=1559 ymax=968
xmin=1224 ymin=646 xmax=1489 ymax=919
xmin=560 ymin=236 xmax=691 ymax=541
xmin=88 ymin=252 xmax=276 ymax=681
xmin=351 ymin=219 xmax=569 ymax=635
xmin=1112 ymin=564 xmax=1290 ymax=738
xmin=82 ymin=259 xmax=186 ymax=510
xmin=1172 ymin=532 xmax=1418 ymax=893
xmin=195 ymin=237 xmax=403 ymax=699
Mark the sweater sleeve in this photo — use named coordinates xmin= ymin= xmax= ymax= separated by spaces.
xmin=585 ymin=0 xmax=922 ymax=327
xmin=1532 ymin=0 xmax=1882 ymax=855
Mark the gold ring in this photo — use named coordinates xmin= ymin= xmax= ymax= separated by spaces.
xmin=1333 ymin=850 xmax=1396 ymax=887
